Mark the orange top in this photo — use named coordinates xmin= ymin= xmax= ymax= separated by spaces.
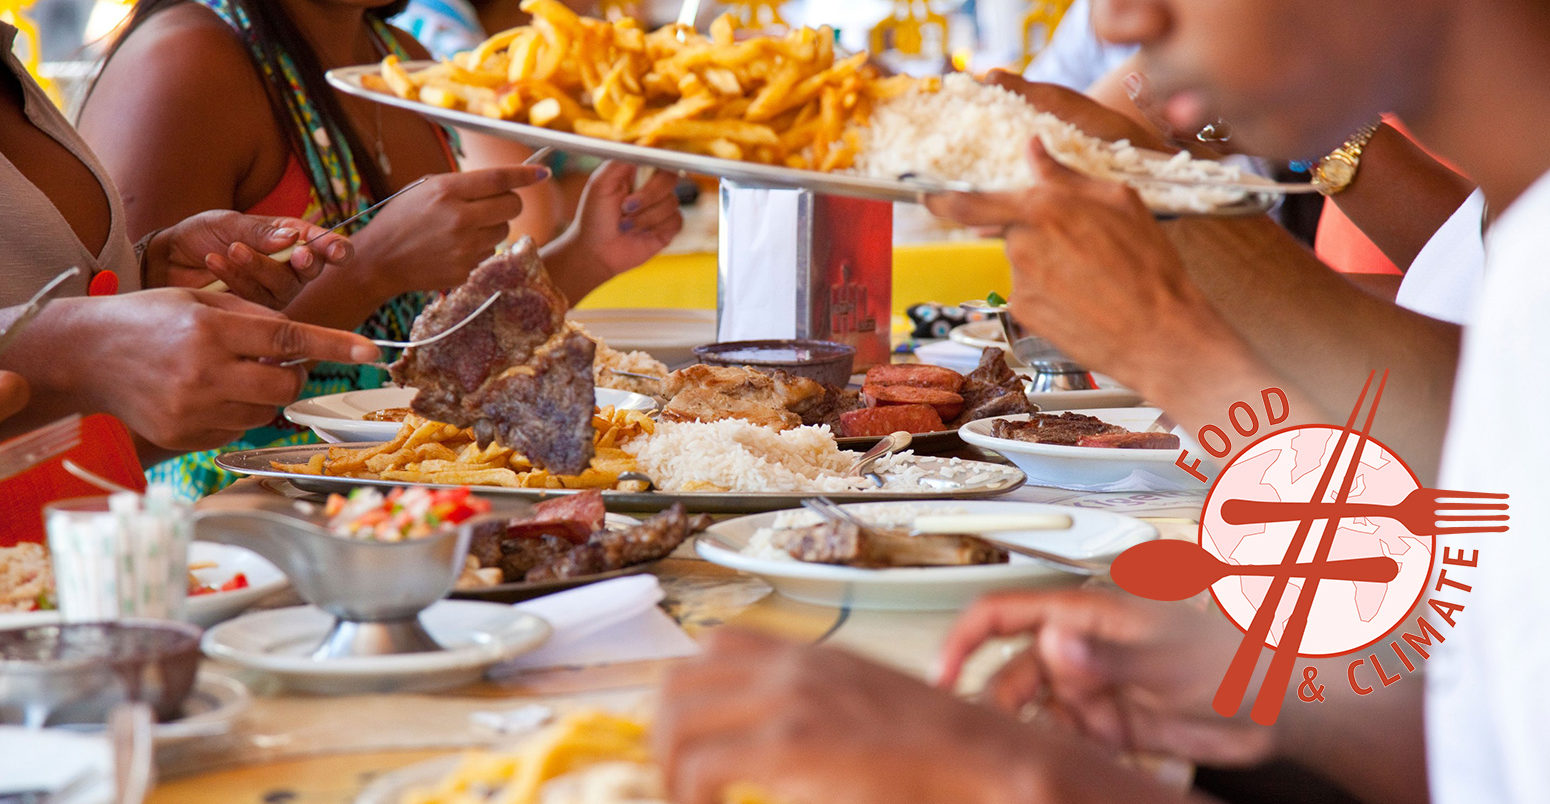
xmin=245 ymin=153 xmax=314 ymax=218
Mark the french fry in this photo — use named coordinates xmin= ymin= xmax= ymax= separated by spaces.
xmin=370 ymin=12 xmax=928 ymax=180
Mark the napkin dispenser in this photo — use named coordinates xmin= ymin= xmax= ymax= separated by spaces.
xmin=716 ymin=180 xmax=893 ymax=371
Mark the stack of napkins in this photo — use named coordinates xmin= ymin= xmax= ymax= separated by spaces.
xmin=0 ymin=727 xmax=113 ymax=803
xmin=488 ymin=575 xmax=699 ymax=678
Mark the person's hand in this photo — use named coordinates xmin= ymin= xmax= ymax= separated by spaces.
xmin=55 ymin=289 xmax=378 ymax=452
xmin=145 ymin=210 xmax=355 ymax=308
xmin=347 ymin=166 xmax=550 ymax=297
xmin=542 ymin=161 xmax=683 ymax=301
xmin=655 ymin=629 xmax=1179 ymax=804
xmin=938 ymin=588 xmax=1276 ymax=767
xmin=0 ymin=371 xmax=29 ymax=423
xmin=924 ymin=139 xmax=1251 ymax=388
xmin=983 ymin=70 xmax=1175 ymax=153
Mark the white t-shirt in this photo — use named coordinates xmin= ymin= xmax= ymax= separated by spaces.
xmin=1425 ymin=171 xmax=1550 ymax=802
xmin=1394 ymin=189 xmax=1485 ymax=325
xmin=1020 ymin=0 xmax=1137 ymax=92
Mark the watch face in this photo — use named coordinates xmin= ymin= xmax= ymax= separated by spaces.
xmin=1320 ymin=157 xmax=1356 ymax=188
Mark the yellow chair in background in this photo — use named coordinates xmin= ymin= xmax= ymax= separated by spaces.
xmin=1020 ymin=0 xmax=1077 ymax=68
xmin=576 ymin=241 xmax=1012 ymax=319
xmin=0 ymin=0 xmax=56 ymax=102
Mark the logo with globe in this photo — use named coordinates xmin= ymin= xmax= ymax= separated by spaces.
xmin=1110 ymin=372 xmax=1508 ymax=725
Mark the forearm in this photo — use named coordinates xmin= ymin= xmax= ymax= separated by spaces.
xmin=1331 ymin=124 xmax=1476 ymax=271
xmin=279 ymin=231 xmax=400 ymax=329
xmin=1274 ymin=678 xmax=1427 ymax=804
xmin=1160 ymin=215 xmax=1459 ymax=483
xmin=539 ymin=232 xmax=611 ymax=305
xmin=0 ymin=299 xmax=108 ymax=437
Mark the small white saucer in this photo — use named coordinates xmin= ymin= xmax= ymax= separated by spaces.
xmin=55 ymin=673 xmax=250 ymax=745
xmin=201 ymin=601 xmax=550 ymax=694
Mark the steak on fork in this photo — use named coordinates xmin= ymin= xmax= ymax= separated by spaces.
xmin=389 ymin=238 xmax=596 ymax=474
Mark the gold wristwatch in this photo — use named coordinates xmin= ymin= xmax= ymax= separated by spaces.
xmin=1312 ymin=122 xmax=1381 ymax=195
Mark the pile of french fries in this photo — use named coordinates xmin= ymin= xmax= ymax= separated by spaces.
xmin=370 ymin=0 xmax=926 ymax=170
xmin=273 ymin=407 xmax=654 ymax=490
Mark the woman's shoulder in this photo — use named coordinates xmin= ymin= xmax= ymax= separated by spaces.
xmin=102 ymin=3 xmax=267 ymax=101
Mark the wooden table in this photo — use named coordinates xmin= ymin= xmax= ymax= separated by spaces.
xmin=149 ymin=479 xmax=1203 ymax=802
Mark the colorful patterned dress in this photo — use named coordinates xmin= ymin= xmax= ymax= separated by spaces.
xmin=148 ymin=0 xmax=453 ymax=498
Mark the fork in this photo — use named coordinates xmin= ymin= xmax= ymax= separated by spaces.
xmin=0 ymin=414 xmax=83 ymax=483
xmin=801 ymin=496 xmax=1106 ymax=575
xmin=1219 ymin=487 xmax=1509 ymax=536
xmin=278 ymin=291 xmax=503 ymax=367
xmin=0 ymin=267 xmax=81 ymax=358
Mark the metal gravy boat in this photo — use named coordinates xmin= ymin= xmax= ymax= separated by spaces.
xmin=193 ymin=497 xmax=523 ymax=660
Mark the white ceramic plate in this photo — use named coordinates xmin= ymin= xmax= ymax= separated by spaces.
xmin=696 ymin=500 xmax=1156 ymax=610
xmin=356 ymin=755 xmax=462 ymax=804
xmin=948 ymin=320 xmax=1008 ymax=352
xmin=284 ymin=386 xmax=657 ymax=444
xmin=201 ymin=600 xmax=550 ymax=694
xmin=959 ymin=408 xmax=1210 ymax=492
xmin=185 ymin=542 xmax=288 ymax=628
xmin=566 ymin=307 xmax=717 ymax=368
xmin=0 ymin=544 xmax=285 ymax=629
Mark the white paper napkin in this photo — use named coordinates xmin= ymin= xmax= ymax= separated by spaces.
xmin=0 ymin=727 xmax=113 ymax=803
xmin=911 ymin=339 xmax=986 ymax=373
xmin=488 ymin=576 xmax=699 ymax=677
xmin=717 ymin=185 xmax=801 ymax=342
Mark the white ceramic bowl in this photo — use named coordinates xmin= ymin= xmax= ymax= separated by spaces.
xmin=959 ymin=408 xmax=1213 ymax=492
xmin=184 ymin=542 xmax=288 ymax=628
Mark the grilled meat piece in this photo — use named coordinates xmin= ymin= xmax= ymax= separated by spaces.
xmin=790 ymin=384 xmax=864 ymax=429
xmin=659 ymin=365 xmax=827 ymax=431
xmin=504 ymin=490 xmax=606 ymax=544
xmin=389 ymin=239 xmax=596 ymax=474
xmin=951 ymin=348 xmax=1035 ymax=427
xmin=497 ymin=534 xmax=575 ymax=581
xmin=1077 ymin=431 xmax=1180 ymax=449
xmin=661 ymin=387 xmax=801 ymax=430
xmin=863 ymin=363 xmax=965 ymax=393
xmin=838 ymin=403 xmax=944 ymax=437
xmin=772 ymin=521 xmax=1008 ymax=568
xmin=524 ymin=503 xmax=697 ymax=581
xmin=991 ymin=412 xmax=1126 ymax=446
xmin=862 ymin=383 xmax=964 ymax=421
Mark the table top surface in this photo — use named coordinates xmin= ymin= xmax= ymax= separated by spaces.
xmin=149 ymin=476 xmax=1204 ymax=803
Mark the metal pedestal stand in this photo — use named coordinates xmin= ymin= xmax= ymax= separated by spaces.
xmin=715 ymin=179 xmax=894 ymax=371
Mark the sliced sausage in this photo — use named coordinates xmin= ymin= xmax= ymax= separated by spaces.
xmin=839 ymin=404 xmax=946 ymax=437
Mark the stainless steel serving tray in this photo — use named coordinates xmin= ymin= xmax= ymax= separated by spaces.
xmin=326 ymin=63 xmax=1276 ymax=216
xmin=216 ymin=443 xmax=1026 ymax=514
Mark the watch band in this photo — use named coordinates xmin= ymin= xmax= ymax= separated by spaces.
xmin=1312 ymin=122 xmax=1381 ymax=196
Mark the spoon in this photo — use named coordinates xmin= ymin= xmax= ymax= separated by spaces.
xmin=1109 ymin=539 xmax=1400 ymax=602
xmin=847 ymin=430 xmax=911 ymax=487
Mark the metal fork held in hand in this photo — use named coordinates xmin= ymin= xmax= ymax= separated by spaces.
xmin=1219 ymin=487 xmax=1509 ymax=535
xmin=0 ymin=414 xmax=82 ymax=483
xmin=277 ymin=291 xmax=503 ymax=367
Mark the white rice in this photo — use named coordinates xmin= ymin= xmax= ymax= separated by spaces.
xmin=623 ymin=419 xmax=1023 ymax=494
xmin=743 ymin=503 xmax=969 ymax=561
xmin=854 ymin=73 xmax=1248 ymax=213
xmin=625 ymin=419 xmax=873 ymax=493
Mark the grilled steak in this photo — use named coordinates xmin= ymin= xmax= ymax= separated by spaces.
xmin=1077 ymin=431 xmax=1181 ymax=449
xmin=388 ymin=239 xmax=595 ymax=474
xmin=503 ymin=489 xmax=606 ymax=544
xmin=772 ymin=520 xmax=1008 ymax=568
xmin=951 ymin=348 xmax=1035 ymax=427
xmin=524 ymin=503 xmax=698 ymax=581
xmin=991 ymin=412 xmax=1127 ymax=446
